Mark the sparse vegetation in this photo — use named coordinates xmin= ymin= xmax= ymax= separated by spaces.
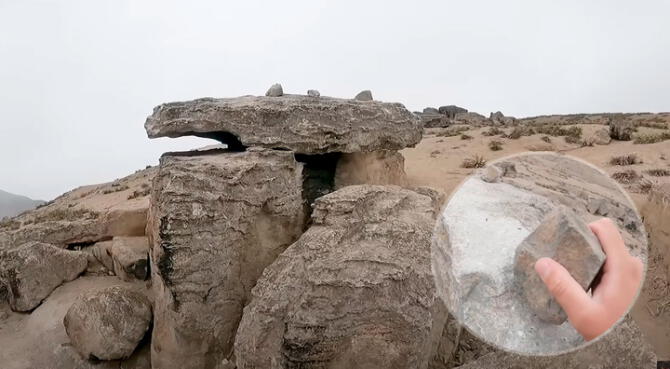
xmin=535 ymin=125 xmax=582 ymax=139
xmin=102 ymin=184 xmax=130 ymax=195
xmin=436 ymin=126 xmax=470 ymax=137
xmin=611 ymin=170 xmax=640 ymax=184
xmin=541 ymin=136 xmax=552 ymax=143
xmin=636 ymin=121 xmax=668 ymax=129
xmin=461 ymin=155 xmax=487 ymax=168
xmin=609 ymin=154 xmax=641 ymax=166
xmin=488 ymin=140 xmax=503 ymax=151
xmin=633 ymin=131 xmax=670 ymax=144
xmin=482 ymin=127 xmax=503 ymax=136
xmin=644 ymin=168 xmax=670 ymax=177
xmin=460 ymin=134 xmax=473 ymax=140
xmin=564 ymin=135 xmax=581 ymax=144
xmin=638 ymin=179 xmax=655 ymax=194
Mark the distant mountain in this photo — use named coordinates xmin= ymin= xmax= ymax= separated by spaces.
xmin=0 ymin=189 xmax=45 ymax=219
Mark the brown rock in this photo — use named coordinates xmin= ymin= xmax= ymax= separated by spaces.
xmin=64 ymin=286 xmax=152 ymax=361
xmin=515 ymin=206 xmax=606 ymax=324
xmin=149 ymin=149 xmax=306 ymax=369
xmin=0 ymin=242 xmax=87 ymax=311
xmin=144 ymin=95 xmax=421 ymax=154
xmin=234 ymin=185 xmax=445 ymax=369
xmin=334 ymin=150 xmax=407 ymax=188
xmin=111 ymin=237 xmax=149 ymax=281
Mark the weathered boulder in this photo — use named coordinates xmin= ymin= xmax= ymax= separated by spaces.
xmin=144 ymin=95 xmax=421 ymax=154
xmin=234 ymin=185 xmax=445 ymax=369
xmin=0 ymin=242 xmax=87 ymax=311
xmin=334 ymin=150 xmax=407 ymax=188
xmin=515 ymin=206 xmax=606 ymax=324
xmin=609 ymin=118 xmax=634 ymax=141
xmin=111 ymin=237 xmax=149 ymax=281
xmin=89 ymin=240 xmax=115 ymax=272
xmin=354 ymin=89 xmax=373 ymax=101
xmin=454 ymin=316 xmax=656 ymax=369
xmin=149 ymin=149 xmax=306 ymax=369
xmin=307 ymin=89 xmax=320 ymax=97
xmin=265 ymin=83 xmax=283 ymax=97
xmin=0 ymin=167 xmax=153 ymax=251
xmin=489 ymin=111 xmax=517 ymax=125
xmin=423 ymin=107 xmax=440 ymax=114
xmin=64 ymin=286 xmax=152 ymax=361
xmin=586 ymin=125 xmax=612 ymax=145
xmin=420 ymin=111 xmax=452 ymax=128
xmin=439 ymin=105 xmax=468 ymax=118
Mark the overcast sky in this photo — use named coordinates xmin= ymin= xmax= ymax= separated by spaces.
xmin=1 ymin=0 xmax=669 ymax=201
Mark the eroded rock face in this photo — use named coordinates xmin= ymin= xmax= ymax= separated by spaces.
xmin=354 ymin=90 xmax=373 ymax=101
xmin=111 ymin=237 xmax=149 ymax=281
xmin=0 ymin=167 xmax=154 ymax=251
xmin=0 ymin=242 xmax=87 ymax=311
xmin=144 ymin=95 xmax=421 ymax=154
xmin=149 ymin=149 xmax=306 ymax=369
xmin=453 ymin=316 xmax=656 ymax=369
xmin=514 ymin=206 xmax=606 ymax=324
xmin=234 ymin=185 xmax=445 ymax=369
xmin=334 ymin=150 xmax=407 ymax=188
xmin=439 ymin=105 xmax=468 ymax=118
xmin=609 ymin=119 xmax=634 ymax=141
xmin=64 ymin=286 xmax=152 ymax=361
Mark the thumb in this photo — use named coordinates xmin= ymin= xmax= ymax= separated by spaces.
xmin=534 ymin=257 xmax=593 ymax=321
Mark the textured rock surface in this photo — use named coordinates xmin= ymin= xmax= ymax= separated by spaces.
xmin=588 ymin=125 xmax=612 ymax=145
xmin=354 ymin=89 xmax=373 ymax=101
xmin=481 ymin=165 xmax=502 ymax=183
xmin=307 ymin=89 xmax=320 ymax=97
xmin=454 ymin=316 xmax=655 ymax=369
xmin=235 ymin=185 xmax=445 ymax=369
xmin=265 ymin=83 xmax=283 ymax=97
xmin=111 ymin=237 xmax=149 ymax=281
xmin=0 ymin=242 xmax=87 ymax=311
xmin=64 ymin=286 xmax=152 ymax=360
xmin=144 ymin=95 xmax=420 ymax=154
xmin=423 ymin=107 xmax=440 ymax=114
xmin=149 ymin=149 xmax=306 ymax=369
xmin=334 ymin=150 xmax=407 ymax=188
xmin=439 ymin=105 xmax=468 ymax=118
xmin=609 ymin=119 xmax=634 ymax=141
xmin=515 ymin=206 xmax=606 ymax=324
xmin=0 ymin=168 xmax=153 ymax=251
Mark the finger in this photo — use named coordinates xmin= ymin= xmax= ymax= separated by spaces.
xmin=588 ymin=218 xmax=627 ymax=262
xmin=535 ymin=257 xmax=593 ymax=320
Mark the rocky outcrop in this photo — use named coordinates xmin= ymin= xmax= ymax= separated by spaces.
xmin=149 ymin=149 xmax=306 ymax=369
xmin=334 ymin=150 xmax=407 ymax=188
xmin=454 ymin=316 xmax=655 ymax=369
xmin=0 ymin=242 xmax=87 ymax=311
xmin=64 ymin=286 xmax=152 ymax=361
xmin=609 ymin=118 xmax=634 ymax=141
xmin=354 ymin=90 xmax=373 ymax=101
xmin=234 ymin=185 xmax=445 ymax=369
xmin=0 ymin=167 xmax=154 ymax=251
xmin=111 ymin=237 xmax=149 ymax=281
xmin=144 ymin=95 xmax=421 ymax=154
xmin=439 ymin=105 xmax=468 ymax=118
xmin=584 ymin=125 xmax=612 ymax=145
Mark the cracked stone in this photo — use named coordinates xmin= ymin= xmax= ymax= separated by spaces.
xmin=514 ymin=206 xmax=606 ymax=324
xmin=265 ymin=83 xmax=283 ymax=97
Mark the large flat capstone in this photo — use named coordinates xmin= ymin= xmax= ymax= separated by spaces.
xmin=149 ymin=149 xmax=306 ymax=369
xmin=144 ymin=95 xmax=422 ymax=154
xmin=514 ymin=206 xmax=606 ymax=324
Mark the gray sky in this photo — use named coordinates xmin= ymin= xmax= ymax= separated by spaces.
xmin=1 ymin=0 xmax=669 ymax=201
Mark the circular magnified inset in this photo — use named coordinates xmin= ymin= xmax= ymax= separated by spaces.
xmin=431 ymin=152 xmax=647 ymax=355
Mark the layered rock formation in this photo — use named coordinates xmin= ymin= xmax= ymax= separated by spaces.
xmin=234 ymin=185 xmax=445 ymax=369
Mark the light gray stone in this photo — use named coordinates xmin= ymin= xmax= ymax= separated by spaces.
xmin=265 ymin=83 xmax=283 ymax=97
xmin=0 ymin=242 xmax=87 ymax=311
xmin=64 ymin=286 xmax=152 ymax=361
xmin=423 ymin=107 xmax=440 ymax=114
xmin=144 ymin=95 xmax=421 ymax=154
xmin=235 ymin=185 xmax=445 ymax=369
xmin=439 ymin=105 xmax=468 ymax=118
xmin=150 ymin=150 xmax=306 ymax=369
xmin=354 ymin=89 xmax=373 ymax=101
xmin=307 ymin=89 xmax=320 ymax=97
xmin=111 ymin=237 xmax=149 ymax=281
xmin=514 ymin=206 xmax=606 ymax=324
xmin=481 ymin=165 xmax=502 ymax=183
xmin=609 ymin=118 xmax=634 ymax=141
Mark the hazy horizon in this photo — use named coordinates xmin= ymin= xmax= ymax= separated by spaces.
xmin=1 ymin=1 xmax=669 ymax=200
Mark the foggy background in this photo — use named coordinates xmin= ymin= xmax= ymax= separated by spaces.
xmin=1 ymin=0 xmax=669 ymax=201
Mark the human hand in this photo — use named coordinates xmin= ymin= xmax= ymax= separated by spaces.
xmin=534 ymin=218 xmax=643 ymax=341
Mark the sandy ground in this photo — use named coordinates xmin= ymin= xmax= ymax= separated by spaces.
xmin=402 ymin=124 xmax=670 ymax=360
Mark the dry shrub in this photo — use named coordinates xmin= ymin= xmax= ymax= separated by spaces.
xmin=540 ymin=136 xmax=552 ymax=143
xmin=460 ymin=134 xmax=473 ymax=140
xmin=638 ymin=179 xmax=655 ymax=194
xmin=437 ymin=126 xmax=470 ymax=137
xmin=461 ymin=155 xmax=487 ymax=168
xmin=482 ymin=127 xmax=503 ymax=136
xmin=644 ymin=168 xmax=670 ymax=177
xmin=536 ymin=125 xmax=582 ymax=139
xmin=564 ymin=135 xmax=581 ymax=144
xmin=504 ymin=126 xmax=535 ymax=139
xmin=488 ymin=140 xmax=503 ymax=151
xmin=609 ymin=154 xmax=641 ymax=166
xmin=611 ymin=170 xmax=640 ymax=184
xmin=633 ymin=131 xmax=670 ymax=144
